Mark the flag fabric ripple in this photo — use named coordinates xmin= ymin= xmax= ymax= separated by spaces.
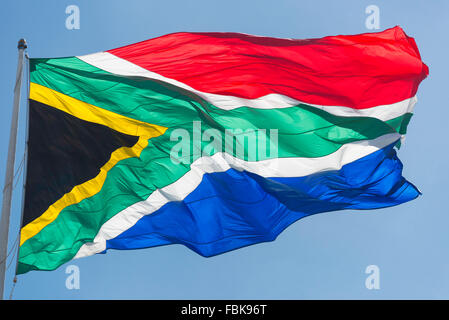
xmin=18 ymin=26 xmax=428 ymax=273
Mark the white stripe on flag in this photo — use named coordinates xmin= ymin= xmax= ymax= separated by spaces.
xmin=78 ymin=52 xmax=417 ymax=121
xmin=74 ymin=133 xmax=400 ymax=259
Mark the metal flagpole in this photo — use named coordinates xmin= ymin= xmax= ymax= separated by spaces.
xmin=0 ymin=39 xmax=27 ymax=300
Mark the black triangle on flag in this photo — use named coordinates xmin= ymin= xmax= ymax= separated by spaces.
xmin=22 ymin=99 xmax=139 ymax=228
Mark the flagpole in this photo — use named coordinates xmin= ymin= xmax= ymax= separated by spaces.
xmin=0 ymin=39 xmax=27 ymax=300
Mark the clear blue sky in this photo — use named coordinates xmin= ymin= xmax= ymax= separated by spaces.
xmin=0 ymin=0 xmax=448 ymax=299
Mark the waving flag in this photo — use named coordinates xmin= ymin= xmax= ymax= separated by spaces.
xmin=18 ymin=26 xmax=428 ymax=273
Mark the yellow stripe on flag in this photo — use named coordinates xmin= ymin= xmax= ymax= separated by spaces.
xmin=20 ymin=83 xmax=167 ymax=246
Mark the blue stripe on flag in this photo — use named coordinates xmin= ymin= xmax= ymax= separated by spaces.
xmin=105 ymin=143 xmax=419 ymax=257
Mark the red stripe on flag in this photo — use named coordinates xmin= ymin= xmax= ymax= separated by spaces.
xmin=108 ymin=26 xmax=428 ymax=109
